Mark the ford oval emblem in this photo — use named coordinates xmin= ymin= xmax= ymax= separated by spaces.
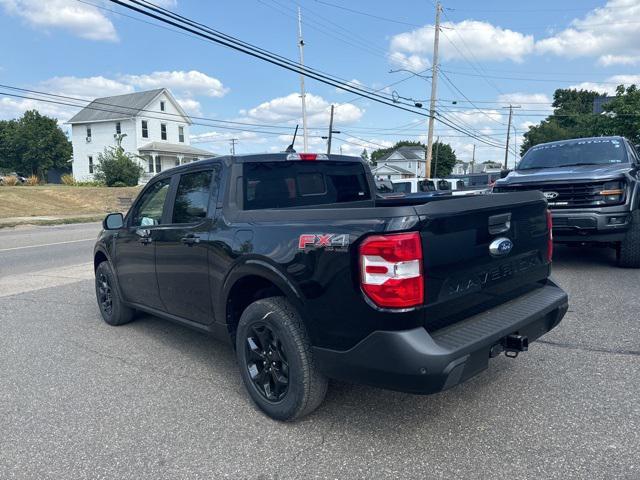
xmin=489 ymin=237 xmax=514 ymax=257
xmin=543 ymin=191 xmax=559 ymax=200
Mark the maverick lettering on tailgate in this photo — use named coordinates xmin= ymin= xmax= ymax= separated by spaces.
xmin=443 ymin=253 xmax=541 ymax=298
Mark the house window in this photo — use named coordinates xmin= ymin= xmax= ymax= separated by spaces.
xmin=178 ymin=126 xmax=184 ymax=143
xmin=88 ymin=156 xmax=94 ymax=174
xmin=161 ymin=123 xmax=167 ymax=140
xmin=160 ymin=101 xmax=165 ymax=112
xmin=86 ymin=126 xmax=92 ymax=142
xmin=148 ymin=156 xmax=154 ymax=173
xmin=115 ymin=122 xmax=121 ymax=135
xmin=142 ymin=120 xmax=149 ymax=138
xmin=155 ymin=156 xmax=162 ymax=173
xmin=408 ymin=162 xmax=412 ymax=168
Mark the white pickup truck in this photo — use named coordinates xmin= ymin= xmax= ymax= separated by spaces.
xmin=390 ymin=176 xmax=494 ymax=196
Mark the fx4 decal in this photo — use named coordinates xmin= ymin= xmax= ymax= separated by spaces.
xmin=298 ymin=234 xmax=350 ymax=250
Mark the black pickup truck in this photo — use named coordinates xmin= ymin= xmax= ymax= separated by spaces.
xmin=94 ymin=152 xmax=568 ymax=420
xmin=494 ymin=136 xmax=640 ymax=267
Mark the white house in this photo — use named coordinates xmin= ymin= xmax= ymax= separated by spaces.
xmin=68 ymin=88 xmax=213 ymax=182
xmin=371 ymin=146 xmax=426 ymax=180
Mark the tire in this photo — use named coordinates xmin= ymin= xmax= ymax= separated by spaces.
xmin=95 ymin=261 xmax=135 ymax=326
xmin=617 ymin=210 xmax=640 ymax=268
xmin=235 ymin=297 xmax=328 ymax=421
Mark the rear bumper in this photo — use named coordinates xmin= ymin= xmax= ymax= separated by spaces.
xmin=551 ymin=208 xmax=631 ymax=243
xmin=313 ymin=282 xmax=568 ymax=394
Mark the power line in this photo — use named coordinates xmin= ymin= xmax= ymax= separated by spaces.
xmin=312 ymin=0 xmax=423 ymax=28
xmin=0 ymin=90 xmax=315 ymax=138
xmin=102 ymin=0 xmax=507 ymax=148
xmin=108 ymin=0 xmax=414 ymax=108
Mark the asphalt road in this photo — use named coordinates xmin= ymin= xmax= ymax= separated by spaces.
xmin=0 ymin=223 xmax=638 ymax=479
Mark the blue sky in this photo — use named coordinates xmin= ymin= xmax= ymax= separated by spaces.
xmin=1 ymin=0 xmax=639 ymax=165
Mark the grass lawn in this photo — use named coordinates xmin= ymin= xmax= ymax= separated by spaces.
xmin=0 ymin=185 xmax=142 ymax=219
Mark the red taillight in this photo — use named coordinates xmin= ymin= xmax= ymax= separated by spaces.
xmin=359 ymin=232 xmax=424 ymax=309
xmin=546 ymin=210 xmax=553 ymax=263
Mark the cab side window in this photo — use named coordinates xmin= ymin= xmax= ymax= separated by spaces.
xmin=172 ymin=170 xmax=215 ymax=224
xmin=131 ymin=178 xmax=171 ymax=227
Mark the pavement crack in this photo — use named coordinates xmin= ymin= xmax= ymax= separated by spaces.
xmin=537 ymin=339 xmax=640 ymax=357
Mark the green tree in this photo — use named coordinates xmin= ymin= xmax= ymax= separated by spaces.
xmin=0 ymin=110 xmax=71 ymax=177
xmin=601 ymin=84 xmax=640 ymax=144
xmin=431 ymin=140 xmax=456 ymax=177
xmin=521 ymin=88 xmax=616 ymax=154
xmin=93 ymin=145 xmax=144 ymax=187
xmin=360 ymin=148 xmax=370 ymax=164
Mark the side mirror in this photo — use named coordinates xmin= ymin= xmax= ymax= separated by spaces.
xmin=103 ymin=212 xmax=124 ymax=230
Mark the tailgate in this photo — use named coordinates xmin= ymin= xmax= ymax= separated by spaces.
xmin=413 ymin=191 xmax=551 ymax=332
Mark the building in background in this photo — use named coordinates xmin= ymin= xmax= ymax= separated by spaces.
xmin=371 ymin=145 xmax=426 ymax=180
xmin=68 ymin=88 xmax=212 ymax=183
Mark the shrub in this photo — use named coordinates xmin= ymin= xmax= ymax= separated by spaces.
xmin=61 ymin=174 xmax=76 ymax=186
xmin=111 ymin=181 xmax=128 ymax=187
xmin=1 ymin=175 xmax=19 ymax=186
xmin=25 ymin=175 xmax=39 ymax=186
xmin=94 ymin=146 xmax=144 ymax=187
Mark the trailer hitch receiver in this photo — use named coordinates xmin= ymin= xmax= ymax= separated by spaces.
xmin=502 ymin=334 xmax=529 ymax=358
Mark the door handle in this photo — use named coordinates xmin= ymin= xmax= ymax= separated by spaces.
xmin=180 ymin=234 xmax=200 ymax=246
xmin=138 ymin=236 xmax=153 ymax=245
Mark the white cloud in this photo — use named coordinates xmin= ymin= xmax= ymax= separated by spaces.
xmin=0 ymin=0 xmax=118 ymax=41
xmin=447 ymin=109 xmax=503 ymax=126
xmin=535 ymin=0 xmax=640 ymax=65
xmin=337 ymin=137 xmax=393 ymax=156
xmin=39 ymin=76 xmax=133 ymax=99
xmin=243 ymin=93 xmax=363 ymax=127
xmin=120 ymin=70 xmax=229 ymax=98
xmin=389 ymin=20 xmax=534 ymax=67
xmin=497 ymin=92 xmax=552 ymax=107
xmin=570 ymin=74 xmax=640 ymax=95
xmin=0 ymin=95 xmax=75 ymax=125
xmin=335 ymin=79 xmax=363 ymax=94
xmin=175 ymin=97 xmax=202 ymax=116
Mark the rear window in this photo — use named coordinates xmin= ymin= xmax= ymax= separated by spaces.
xmin=393 ymin=182 xmax=411 ymax=193
xmin=243 ymin=161 xmax=371 ymax=210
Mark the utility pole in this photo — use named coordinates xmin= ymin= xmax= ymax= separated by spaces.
xmin=325 ymin=104 xmax=341 ymax=155
xmin=425 ymin=0 xmax=442 ymax=179
xmin=433 ymin=136 xmax=440 ymax=178
xmin=503 ymin=104 xmax=521 ymax=169
xmin=297 ymin=7 xmax=309 ymax=152
xmin=230 ymin=138 xmax=238 ymax=155
xmin=471 ymin=144 xmax=476 ymax=173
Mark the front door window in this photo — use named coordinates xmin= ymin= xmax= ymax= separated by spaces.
xmin=130 ymin=178 xmax=171 ymax=227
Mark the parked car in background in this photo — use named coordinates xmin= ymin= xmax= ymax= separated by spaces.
xmin=493 ymin=136 xmax=640 ymax=267
xmin=94 ymin=152 xmax=567 ymax=421
xmin=0 ymin=172 xmax=27 ymax=184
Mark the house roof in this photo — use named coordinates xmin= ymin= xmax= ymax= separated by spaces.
xmin=67 ymin=88 xmax=190 ymax=124
xmin=371 ymin=163 xmax=414 ymax=175
xmin=378 ymin=145 xmax=426 ymax=162
xmin=138 ymin=141 xmax=214 ymax=157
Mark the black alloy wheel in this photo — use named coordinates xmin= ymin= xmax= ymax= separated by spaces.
xmin=245 ymin=323 xmax=289 ymax=402
xmin=97 ymin=271 xmax=113 ymax=317
xmin=94 ymin=261 xmax=135 ymax=326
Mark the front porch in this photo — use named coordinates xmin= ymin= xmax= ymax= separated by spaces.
xmin=137 ymin=141 xmax=214 ymax=183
